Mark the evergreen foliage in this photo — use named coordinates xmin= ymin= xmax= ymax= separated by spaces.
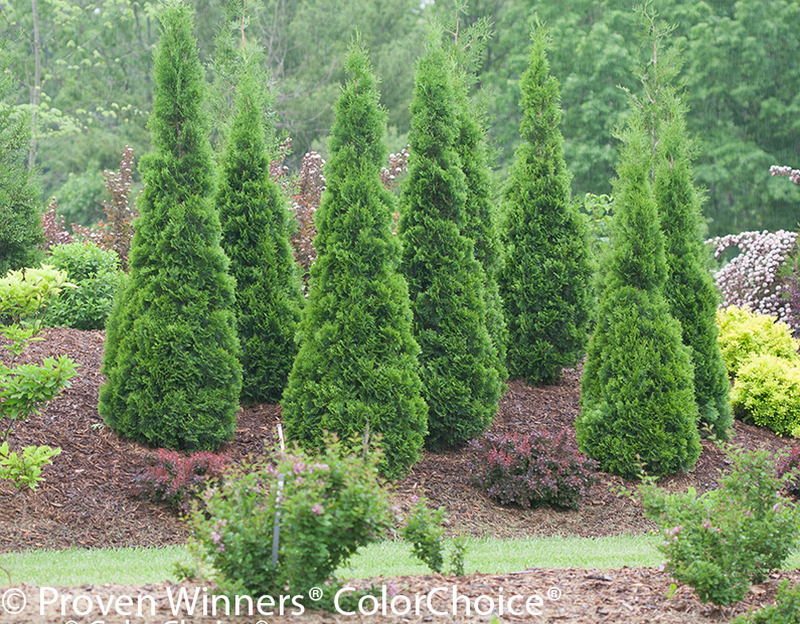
xmin=576 ymin=118 xmax=701 ymax=479
xmin=281 ymin=43 xmax=427 ymax=480
xmin=498 ymin=27 xmax=592 ymax=386
xmin=99 ymin=0 xmax=242 ymax=451
xmin=399 ymin=44 xmax=502 ymax=450
xmin=217 ymin=55 xmax=303 ymax=404
xmin=0 ymin=43 xmax=43 ymax=276
xmin=453 ymin=63 xmax=508 ymax=378
xmin=654 ymin=99 xmax=732 ymax=439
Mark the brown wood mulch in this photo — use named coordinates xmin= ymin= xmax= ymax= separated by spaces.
xmin=1 ymin=327 xmax=799 ymax=623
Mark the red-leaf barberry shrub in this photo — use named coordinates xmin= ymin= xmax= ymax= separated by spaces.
xmin=777 ymin=447 xmax=800 ymax=498
xmin=134 ymin=449 xmax=228 ymax=512
xmin=468 ymin=429 xmax=598 ymax=510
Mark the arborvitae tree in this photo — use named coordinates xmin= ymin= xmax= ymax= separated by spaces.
xmin=633 ymin=15 xmax=732 ymax=440
xmin=655 ymin=99 xmax=732 ymax=440
xmin=453 ymin=69 xmax=508 ymax=377
xmin=399 ymin=44 xmax=503 ymax=450
xmin=0 ymin=43 xmax=43 ymax=275
xmin=99 ymin=0 xmax=242 ymax=450
xmin=498 ymin=27 xmax=592 ymax=386
xmin=217 ymin=57 xmax=303 ymax=404
xmin=576 ymin=117 xmax=701 ymax=479
xmin=281 ymin=43 xmax=427 ymax=480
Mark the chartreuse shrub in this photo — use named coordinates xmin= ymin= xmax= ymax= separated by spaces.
xmin=43 ymin=241 xmax=125 ymax=330
xmin=730 ymin=354 xmax=800 ymax=436
xmin=281 ymin=43 xmax=426 ymax=480
xmin=217 ymin=56 xmax=302 ymax=404
xmin=637 ymin=445 xmax=800 ymax=606
xmin=468 ymin=429 xmax=598 ymax=510
xmin=498 ymin=26 xmax=591 ymax=386
xmin=576 ymin=117 xmax=700 ymax=479
xmin=653 ymin=93 xmax=732 ymax=440
xmin=187 ymin=438 xmax=391 ymax=609
xmin=401 ymin=495 xmax=466 ymax=576
xmin=0 ymin=266 xmax=76 ymax=489
xmin=717 ymin=306 xmax=800 ymax=377
xmin=399 ymin=43 xmax=502 ymax=450
xmin=99 ymin=1 xmax=241 ymax=451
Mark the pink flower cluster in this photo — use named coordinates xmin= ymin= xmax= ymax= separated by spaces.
xmin=770 ymin=165 xmax=800 ymax=185
xmin=706 ymin=230 xmax=798 ymax=324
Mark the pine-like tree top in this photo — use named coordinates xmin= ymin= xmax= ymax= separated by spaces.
xmin=606 ymin=119 xmax=667 ymax=294
xmin=518 ymin=27 xmax=562 ymax=147
xmin=326 ymin=42 xmax=388 ymax=168
xmin=148 ymin=0 xmax=212 ymax=190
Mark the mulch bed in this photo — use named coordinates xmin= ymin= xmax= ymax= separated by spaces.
xmin=1 ymin=327 xmax=798 ymax=623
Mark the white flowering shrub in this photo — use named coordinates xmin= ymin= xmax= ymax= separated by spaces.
xmin=706 ymin=230 xmax=798 ymax=324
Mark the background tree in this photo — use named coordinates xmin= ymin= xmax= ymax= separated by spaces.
xmin=498 ymin=26 xmax=591 ymax=386
xmin=634 ymin=14 xmax=732 ymax=439
xmin=217 ymin=53 xmax=303 ymax=405
xmin=0 ymin=42 xmax=43 ymax=276
xmin=281 ymin=42 xmax=427 ymax=480
xmin=99 ymin=0 xmax=242 ymax=450
xmin=399 ymin=43 xmax=503 ymax=450
xmin=576 ymin=115 xmax=701 ymax=479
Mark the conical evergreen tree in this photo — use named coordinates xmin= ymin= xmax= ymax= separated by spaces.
xmin=217 ymin=56 xmax=303 ymax=404
xmin=399 ymin=44 xmax=503 ymax=450
xmin=655 ymin=99 xmax=732 ymax=440
xmin=632 ymin=16 xmax=732 ymax=440
xmin=281 ymin=43 xmax=427 ymax=480
xmin=0 ymin=43 xmax=43 ymax=275
xmin=498 ymin=27 xmax=592 ymax=386
xmin=99 ymin=0 xmax=242 ymax=450
xmin=453 ymin=68 xmax=508 ymax=378
xmin=576 ymin=117 xmax=701 ymax=479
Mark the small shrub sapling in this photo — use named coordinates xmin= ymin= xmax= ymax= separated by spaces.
xmin=401 ymin=495 xmax=466 ymax=576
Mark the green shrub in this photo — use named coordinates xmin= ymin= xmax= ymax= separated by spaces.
xmin=638 ymin=445 xmax=800 ymax=606
xmin=399 ymin=44 xmax=502 ymax=450
xmin=717 ymin=306 xmax=800 ymax=377
xmin=217 ymin=57 xmax=302 ymax=405
xmin=734 ymin=581 xmax=800 ymax=624
xmin=188 ymin=438 xmax=391 ymax=604
xmin=401 ymin=495 xmax=466 ymax=576
xmin=577 ymin=117 xmax=700 ymax=479
xmin=0 ymin=266 xmax=76 ymax=490
xmin=99 ymin=2 xmax=241 ymax=451
xmin=498 ymin=26 xmax=592 ymax=386
xmin=730 ymin=354 xmax=800 ymax=436
xmin=43 ymin=242 xmax=124 ymax=330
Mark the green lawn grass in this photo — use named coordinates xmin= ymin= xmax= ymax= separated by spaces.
xmin=3 ymin=535 xmax=800 ymax=587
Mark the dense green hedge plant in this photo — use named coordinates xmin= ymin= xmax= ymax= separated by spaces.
xmin=399 ymin=42 xmax=502 ymax=450
xmin=650 ymin=89 xmax=732 ymax=439
xmin=730 ymin=354 xmax=800 ymax=436
xmin=217 ymin=55 xmax=303 ymax=404
xmin=638 ymin=445 xmax=800 ymax=606
xmin=576 ymin=116 xmax=700 ymax=479
xmin=717 ymin=306 xmax=800 ymax=378
xmin=43 ymin=242 xmax=125 ymax=330
xmin=188 ymin=438 xmax=391 ymax=604
xmin=281 ymin=43 xmax=426 ymax=480
xmin=99 ymin=0 xmax=241 ymax=451
xmin=498 ymin=26 xmax=591 ymax=386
